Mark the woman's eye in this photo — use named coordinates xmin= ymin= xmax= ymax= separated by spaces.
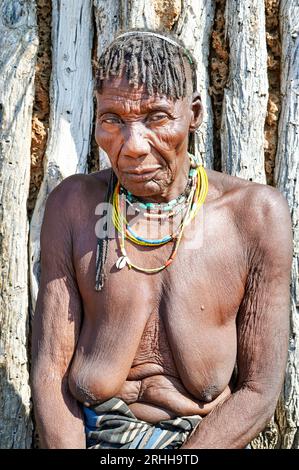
xmin=100 ymin=116 xmax=122 ymax=125
xmin=148 ymin=113 xmax=169 ymax=123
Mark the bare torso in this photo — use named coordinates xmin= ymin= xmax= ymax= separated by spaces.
xmin=68 ymin=168 xmax=250 ymax=422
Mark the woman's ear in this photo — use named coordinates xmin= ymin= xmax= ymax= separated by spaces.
xmin=189 ymin=92 xmax=203 ymax=132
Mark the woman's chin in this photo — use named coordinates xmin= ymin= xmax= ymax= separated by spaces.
xmin=120 ymin=179 xmax=162 ymax=198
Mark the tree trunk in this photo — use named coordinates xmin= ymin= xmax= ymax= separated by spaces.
xmin=274 ymin=0 xmax=299 ymax=449
xmin=175 ymin=0 xmax=215 ymax=168
xmin=29 ymin=0 xmax=94 ymax=312
xmin=0 ymin=0 xmax=38 ymax=448
xmin=221 ymin=0 xmax=268 ymax=183
xmin=93 ymin=0 xmax=122 ymax=169
xmin=121 ymin=0 xmax=158 ymax=29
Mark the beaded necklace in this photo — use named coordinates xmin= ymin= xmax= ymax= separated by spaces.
xmin=112 ymin=165 xmax=198 ymax=246
xmin=111 ymin=160 xmax=209 ymax=273
xmin=124 ymin=175 xmax=193 ymax=213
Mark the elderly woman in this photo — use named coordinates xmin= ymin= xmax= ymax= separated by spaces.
xmin=31 ymin=30 xmax=292 ymax=449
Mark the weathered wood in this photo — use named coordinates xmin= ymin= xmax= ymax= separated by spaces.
xmin=94 ymin=0 xmax=121 ymax=56
xmin=121 ymin=0 xmax=157 ymax=29
xmin=221 ymin=0 xmax=268 ymax=182
xmin=274 ymin=0 xmax=299 ymax=449
xmin=175 ymin=0 xmax=215 ymax=168
xmin=29 ymin=1 xmax=94 ymax=311
xmin=0 ymin=0 xmax=38 ymax=448
xmin=93 ymin=0 xmax=121 ymax=169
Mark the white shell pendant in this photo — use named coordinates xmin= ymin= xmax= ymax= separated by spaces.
xmin=116 ymin=256 xmax=128 ymax=270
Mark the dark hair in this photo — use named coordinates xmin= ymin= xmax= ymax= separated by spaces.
xmin=94 ymin=29 xmax=197 ymax=100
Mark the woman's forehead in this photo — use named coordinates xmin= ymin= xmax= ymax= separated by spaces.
xmin=96 ymin=76 xmax=187 ymax=114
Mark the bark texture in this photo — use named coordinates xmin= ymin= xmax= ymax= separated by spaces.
xmin=209 ymin=0 xmax=229 ymax=172
xmin=175 ymin=1 xmax=215 ymax=168
xmin=264 ymin=0 xmax=281 ymax=185
xmin=221 ymin=0 xmax=268 ymax=182
xmin=274 ymin=0 xmax=299 ymax=449
xmin=0 ymin=0 xmax=38 ymax=448
xmin=94 ymin=0 xmax=121 ymax=169
xmin=29 ymin=0 xmax=94 ymax=312
xmin=28 ymin=0 xmax=52 ymax=218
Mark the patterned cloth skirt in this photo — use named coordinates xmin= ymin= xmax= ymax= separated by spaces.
xmin=84 ymin=397 xmax=201 ymax=449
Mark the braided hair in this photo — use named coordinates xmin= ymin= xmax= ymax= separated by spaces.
xmin=94 ymin=29 xmax=197 ymax=100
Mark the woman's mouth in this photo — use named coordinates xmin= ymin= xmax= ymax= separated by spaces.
xmin=122 ymin=168 xmax=160 ymax=182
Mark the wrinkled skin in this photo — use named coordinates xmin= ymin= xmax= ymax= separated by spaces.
xmin=31 ymin=76 xmax=293 ymax=449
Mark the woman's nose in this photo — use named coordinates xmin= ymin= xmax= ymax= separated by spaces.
xmin=121 ymin=123 xmax=151 ymax=159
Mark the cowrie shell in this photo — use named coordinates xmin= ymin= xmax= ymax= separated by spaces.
xmin=116 ymin=256 xmax=128 ymax=270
